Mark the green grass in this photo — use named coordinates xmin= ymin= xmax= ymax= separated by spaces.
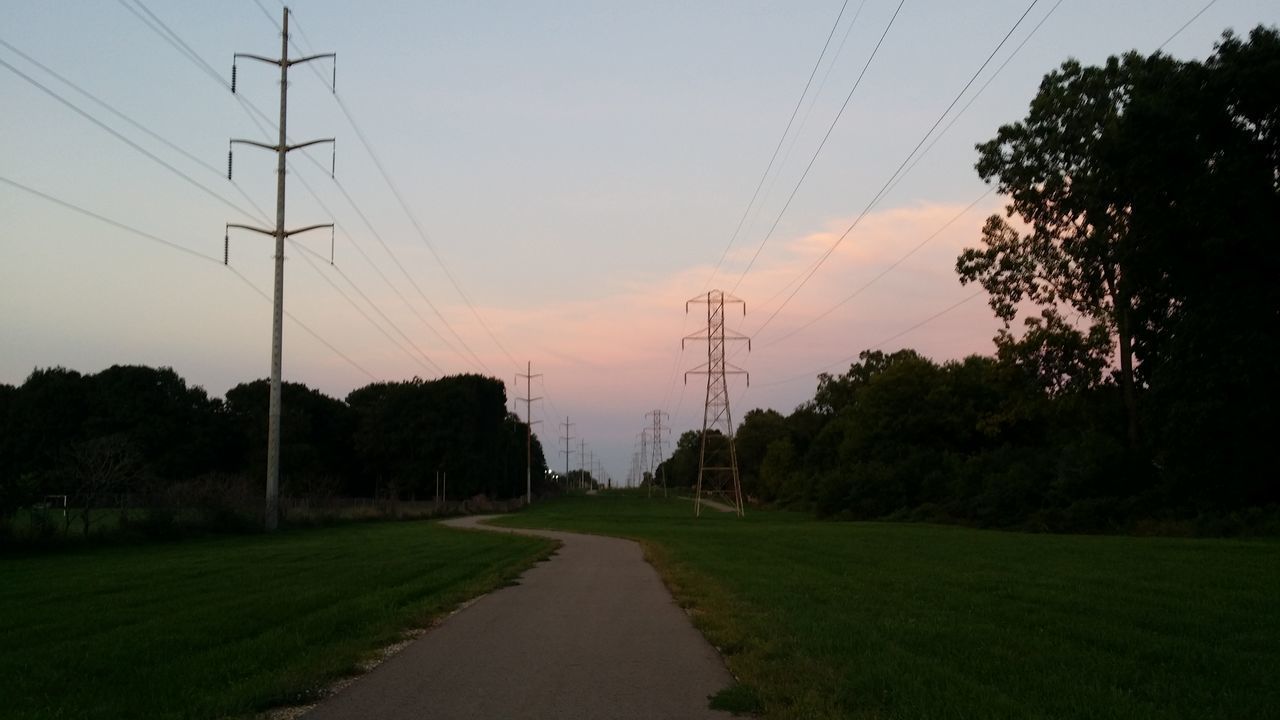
xmin=495 ymin=493 xmax=1280 ymax=720
xmin=0 ymin=520 xmax=555 ymax=719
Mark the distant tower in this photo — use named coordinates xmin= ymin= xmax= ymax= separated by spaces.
xmin=646 ymin=409 xmax=670 ymax=498
xmin=684 ymin=290 xmax=749 ymax=517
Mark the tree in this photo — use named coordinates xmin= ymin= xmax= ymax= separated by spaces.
xmin=61 ymin=434 xmax=140 ymax=537
xmin=993 ymin=308 xmax=1111 ymax=397
xmin=960 ymin=26 xmax=1280 ymax=504
xmin=956 ymin=49 xmax=1181 ymax=446
xmin=734 ymin=409 xmax=788 ymax=499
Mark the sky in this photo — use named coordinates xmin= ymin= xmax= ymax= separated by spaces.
xmin=3 ymin=0 xmax=1277 ymax=484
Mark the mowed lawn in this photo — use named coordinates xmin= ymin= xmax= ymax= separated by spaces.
xmin=0 ymin=521 xmax=554 ymax=720
xmin=496 ymin=494 xmax=1279 ymax=720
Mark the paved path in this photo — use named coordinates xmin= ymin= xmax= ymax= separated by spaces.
xmin=303 ymin=516 xmax=734 ymax=720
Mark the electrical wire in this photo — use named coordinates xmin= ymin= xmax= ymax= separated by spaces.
xmin=746 ymin=0 xmax=1058 ymax=352
xmin=0 ymin=37 xmax=272 ymax=224
xmin=756 ymin=288 xmax=985 ymax=388
xmin=287 ymin=238 xmax=442 ymax=376
xmin=1 ymin=175 xmax=222 ymax=264
xmin=225 ymin=264 xmax=380 ymax=382
xmin=269 ymin=5 xmax=502 ymax=374
xmin=703 ymin=0 xmax=852 ymax=290
xmin=1159 ymin=0 xmax=1220 ymax=50
xmin=4 ymin=27 xmax=445 ymax=379
xmin=749 ymin=0 xmax=1042 ymax=339
xmin=729 ymin=0 xmax=907 ymax=293
xmin=121 ymin=1 xmax=231 ymax=91
xmin=117 ymin=1 xmax=495 ymax=376
xmin=0 ymin=57 xmax=266 ymax=225
xmin=760 ymin=187 xmax=994 ymax=347
xmin=332 ymin=90 xmax=519 ymax=370
xmin=1 ymin=174 xmax=379 ymax=382
xmin=286 ymin=166 xmax=460 ymax=372
xmin=274 ymin=1 xmax=516 ymax=372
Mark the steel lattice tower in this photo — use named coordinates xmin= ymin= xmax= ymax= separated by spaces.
xmin=684 ymin=290 xmax=749 ymax=517
xmin=646 ymin=409 xmax=670 ymax=498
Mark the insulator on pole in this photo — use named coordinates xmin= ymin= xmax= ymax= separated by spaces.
xmin=329 ymin=226 xmax=335 ymax=265
xmin=231 ymin=63 xmax=237 ymax=93
xmin=223 ymin=230 xmax=229 ymax=266
xmin=227 ymin=148 xmax=233 ymax=180
xmin=330 ymin=144 xmax=335 ymax=179
xmin=331 ymin=58 xmax=337 ymax=93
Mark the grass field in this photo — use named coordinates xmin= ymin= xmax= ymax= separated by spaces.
xmin=0 ymin=520 xmax=554 ymax=720
xmin=495 ymin=493 xmax=1280 ymax=720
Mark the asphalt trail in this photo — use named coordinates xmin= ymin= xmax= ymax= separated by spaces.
xmin=302 ymin=515 xmax=734 ymax=720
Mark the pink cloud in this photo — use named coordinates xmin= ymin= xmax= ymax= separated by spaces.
xmin=448 ymin=199 xmax=1008 ymax=457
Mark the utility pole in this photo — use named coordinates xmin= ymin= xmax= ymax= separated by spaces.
xmin=515 ymin=362 xmax=542 ymax=505
xmin=560 ymin=417 xmax=575 ymax=489
xmin=647 ymin=409 xmax=670 ymax=498
xmin=580 ymin=439 xmax=587 ymax=490
xmin=226 ymin=7 xmax=334 ymax=531
xmin=684 ymin=290 xmax=749 ymax=517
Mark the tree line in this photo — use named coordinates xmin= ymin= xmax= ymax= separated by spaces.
xmin=0 ymin=365 xmax=548 ymax=537
xmin=657 ymin=28 xmax=1278 ymax=534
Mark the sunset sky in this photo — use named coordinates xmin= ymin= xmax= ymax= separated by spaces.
xmin=3 ymin=0 xmax=1276 ymax=482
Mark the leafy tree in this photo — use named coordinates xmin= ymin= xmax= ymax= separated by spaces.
xmin=960 ymin=26 xmax=1280 ymax=454
xmin=88 ymin=365 xmax=230 ymax=482
xmin=993 ymin=309 xmax=1111 ymax=397
xmin=960 ymin=26 xmax=1280 ymax=503
xmin=734 ymin=409 xmax=788 ymax=499
xmin=226 ymin=379 xmax=354 ymax=496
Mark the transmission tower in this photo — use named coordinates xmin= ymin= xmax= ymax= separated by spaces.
xmin=559 ymin=416 xmax=575 ymax=489
xmin=225 ymin=8 xmax=334 ymax=531
xmin=515 ymin=362 xmax=542 ymax=504
xmin=646 ymin=409 xmax=670 ymax=498
xmin=639 ymin=428 xmax=649 ymax=486
xmin=684 ymin=290 xmax=749 ymax=517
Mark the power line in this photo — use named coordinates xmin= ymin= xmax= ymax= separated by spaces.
xmin=226 ymin=264 xmax=379 ymax=382
xmin=117 ymin=0 xmax=227 ymax=88
xmin=0 ymin=37 xmax=272 ymax=224
xmin=324 ymin=172 xmax=491 ymax=372
xmin=287 ymin=239 xmax=441 ymax=376
xmin=0 ymin=56 xmax=266 ymax=224
xmin=262 ymin=5 xmax=500 ymax=374
xmin=117 ymin=2 xmax=490 ymax=376
xmin=749 ymin=0 xmax=1042 ymax=339
xmin=269 ymin=5 xmax=516 ymax=370
xmin=729 ymin=0 xmax=907 ymax=293
xmin=770 ymin=0 xmax=868 ymax=201
xmin=333 ymin=89 xmax=520 ymax=370
xmin=0 ymin=175 xmax=222 ymax=264
xmin=760 ymin=187 xmax=994 ymax=347
xmin=757 ymin=288 xmax=985 ymax=388
xmin=2 ymin=32 xmax=437 ymax=380
xmin=0 ymin=174 xmax=378 ymax=381
xmin=704 ymin=0 xmax=853 ymax=289
xmin=1159 ymin=0 xmax=1220 ymax=51
xmin=753 ymin=0 xmax=1060 ymax=349
xmin=285 ymin=168 xmax=450 ymax=374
